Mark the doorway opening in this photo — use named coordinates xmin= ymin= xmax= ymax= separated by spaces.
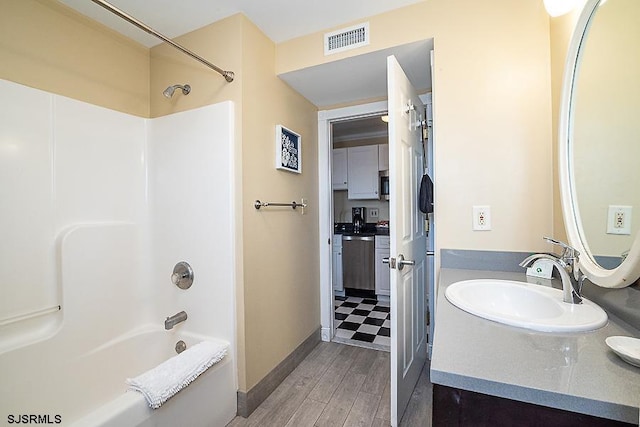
xmin=331 ymin=113 xmax=392 ymax=351
xmin=318 ymin=93 xmax=434 ymax=354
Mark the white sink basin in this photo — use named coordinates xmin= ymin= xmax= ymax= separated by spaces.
xmin=445 ymin=279 xmax=608 ymax=332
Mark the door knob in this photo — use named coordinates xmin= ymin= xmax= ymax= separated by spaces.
xmin=386 ymin=255 xmax=414 ymax=270
xmin=396 ymin=254 xmax=415 ymax=271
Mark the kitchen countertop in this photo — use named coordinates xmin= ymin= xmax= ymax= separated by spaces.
xmin=333 ymin=223 xmax=389 ymax=236
xmin=430 ymin=268 xmax=640 ymax=424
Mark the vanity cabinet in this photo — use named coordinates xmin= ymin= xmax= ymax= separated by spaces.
xmin=332 ymin=148 xmax=348 ymax=190
xmin=347 ymin=145 xmax=379 ymax=199
xmin=332 ymin=234 xmax=343 ymax=292
xmin=433 ymin=384 xmax=634 ymax=427
xmin=375 ymin=235 xmax=390 ymax=296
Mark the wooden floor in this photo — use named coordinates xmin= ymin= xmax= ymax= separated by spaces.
xmin=227 ymin=341 xmax=432 ymax=427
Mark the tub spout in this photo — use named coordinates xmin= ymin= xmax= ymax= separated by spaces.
xmin=165 ymin=311 xmax=187 ymax=330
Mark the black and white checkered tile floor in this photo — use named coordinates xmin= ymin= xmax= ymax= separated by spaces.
xmin=334 ymin=295 xmax=390 ymax=348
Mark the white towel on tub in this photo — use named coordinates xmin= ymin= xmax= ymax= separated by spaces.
xmin=126 ymin=340 xmax=228 ymax=409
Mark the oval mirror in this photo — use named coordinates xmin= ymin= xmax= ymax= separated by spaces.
xmin=559 ymin=0 xmax=640 ymax=287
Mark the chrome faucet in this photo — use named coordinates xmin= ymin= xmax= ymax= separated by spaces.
xmin=165 ymin=311 xmax=187 ymax=330
xmin=520 ymin=237 xmax=584 ymax=304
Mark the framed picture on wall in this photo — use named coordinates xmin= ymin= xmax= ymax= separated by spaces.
xmin=275 ymin=125 xmax=302 ymax=174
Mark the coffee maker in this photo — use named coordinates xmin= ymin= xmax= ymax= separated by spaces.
xmin=352 ymin=207 xmax=366 ymax=233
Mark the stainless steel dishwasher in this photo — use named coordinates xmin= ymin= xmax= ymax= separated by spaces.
xmin=342 ymin=235 xmax=375 ymax=291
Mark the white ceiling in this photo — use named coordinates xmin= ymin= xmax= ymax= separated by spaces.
xmin=59 ymin=0 xmax=433 ymax=108
xmin=279 ymin=39 xmax=433 ymax=107
xmin=59 ymin=0 xmax=426 ymax=46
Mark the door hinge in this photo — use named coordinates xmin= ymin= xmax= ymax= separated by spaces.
xmin=421 ymin=109 xmax=429 ymax=141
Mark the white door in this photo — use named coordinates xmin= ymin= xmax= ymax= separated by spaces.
xmin=387 ymin=55 xmax=428 ymax=426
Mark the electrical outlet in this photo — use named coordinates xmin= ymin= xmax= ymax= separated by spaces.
xmin=369 ymin=208 xmax=379 ymax=218
xmin=473 ymin=205 xmax=491 ymax=231
xmin=607 ymin=205 xmax=632 ymax=235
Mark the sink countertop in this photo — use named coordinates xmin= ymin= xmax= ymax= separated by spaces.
xmin=431 ymin=268 xmax=640 ymax=424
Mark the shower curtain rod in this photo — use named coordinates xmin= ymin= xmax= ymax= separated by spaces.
xmin=89 ymin=0 xmax=234 ymax=82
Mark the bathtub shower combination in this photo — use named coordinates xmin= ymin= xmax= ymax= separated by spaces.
xmin=0 ymin=79 xmax=237 ymax=426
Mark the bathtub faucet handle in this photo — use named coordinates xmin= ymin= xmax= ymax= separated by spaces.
xmin=171 ymin=272 xmax=186 ymax=284
xmin=171 ymin=261 xmax=194 ymax=289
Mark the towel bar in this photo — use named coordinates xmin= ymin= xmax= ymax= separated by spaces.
xmin=254 ymin=199 xmax=307 ymax=211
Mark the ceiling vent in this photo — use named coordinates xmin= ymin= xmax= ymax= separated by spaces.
xmin=324 ymin=22 xmax=369 ymax=56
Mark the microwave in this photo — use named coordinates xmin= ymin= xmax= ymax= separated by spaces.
xmin=380 ymin=171 xmax=389 ymax=200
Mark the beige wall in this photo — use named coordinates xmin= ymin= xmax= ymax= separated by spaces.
xmin=239 ymin=16 xmax=320 ymax=391
xmin=0 ymin=0 xmax=149 ymax=117
xmin=279 ymin=0 xmax=555 ymax=253
xmin=150 ymin=15 xmax=320 ymax=392
xmin=149 ymin=15 xmax=243 ymax=118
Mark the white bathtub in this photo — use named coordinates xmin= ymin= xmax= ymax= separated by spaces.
xmin=0 ymin=87 xmax=237 ymax=427
xmin=1 ymin=326 xmax=236 ymax=427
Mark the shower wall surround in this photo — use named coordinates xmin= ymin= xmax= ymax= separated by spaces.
xmin=146 ymin=101 xmax=235 ymax=339
xmin=0 ymin=78 xmax=235 ymax=355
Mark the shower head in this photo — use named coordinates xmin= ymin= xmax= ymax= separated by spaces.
xmin=163 ymin=84 xmax=191 ymax=98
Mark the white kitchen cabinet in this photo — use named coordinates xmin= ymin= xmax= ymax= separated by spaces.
xmin=332 ymin=234 xmax=344 ymax=292
xmin=378 ymin=144 xmax=389 ymax=171
xmin=375 ymin=235 xmax=390 ymax=297
xmin=332 ymin=148 xmax=348 ymax=190
xmin=347 ymin=145 xmax=379 ymax=199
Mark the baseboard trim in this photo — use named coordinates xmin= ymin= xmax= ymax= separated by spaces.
xmin=321 ymin=327 xmax=331 ymax=342
xmin=236 ymin=328 xmax=321 ymax=418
